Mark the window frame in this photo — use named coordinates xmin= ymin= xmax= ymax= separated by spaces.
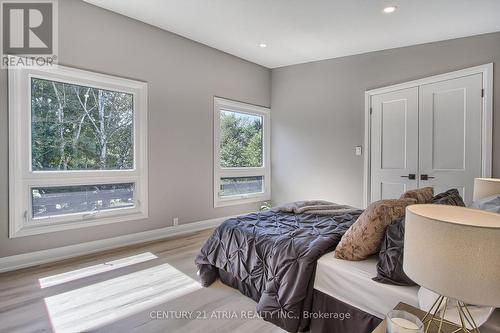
xmin=8 ymin=58 xmax=148 ymax=238
xmin=213 ymin=97 xmax=271 ymax=207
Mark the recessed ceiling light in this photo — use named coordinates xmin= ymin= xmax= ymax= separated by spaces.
xmin=259 ymin=43 xmax=267 ymax=48
xmin=383 ymin=6 xmax=397 ymax=13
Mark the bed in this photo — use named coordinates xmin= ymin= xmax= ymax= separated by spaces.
xmin=310 ymin=253 xmax=420 ymax=333
xmin=195 ymin=208 xmax=363 ymax=333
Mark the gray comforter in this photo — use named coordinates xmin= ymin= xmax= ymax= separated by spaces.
xmin=195 ymin=207 xmax=362 ymax=332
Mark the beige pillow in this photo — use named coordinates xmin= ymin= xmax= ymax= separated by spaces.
xmin=400 ymin=187 xmax=434 ymax=204
xmin=334 ymin=198 xmax=417 ymax=261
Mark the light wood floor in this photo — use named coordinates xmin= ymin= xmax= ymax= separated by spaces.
xmin=0 ymin=229 xmax=285 ymax=333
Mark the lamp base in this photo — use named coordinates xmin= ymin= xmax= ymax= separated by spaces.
xmin=421 ymin=295 xmax=480 ymax=333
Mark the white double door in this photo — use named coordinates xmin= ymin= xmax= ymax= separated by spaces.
xmin=370 ymin=73 xmax=483 ymax=204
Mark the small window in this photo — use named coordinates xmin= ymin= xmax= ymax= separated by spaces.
xmin=9 ymin=57 xmax=148 ymax=237
xmin=31 ymin=183 xmax=135 ymax=219
xmin=214 ymin=98 xmax=270 ymax=207
xmin=220 ymin=176 xmax=264 ymax=197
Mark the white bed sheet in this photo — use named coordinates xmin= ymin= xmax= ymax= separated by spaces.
xmin=314 ymin=253 xmax=420 ymax=319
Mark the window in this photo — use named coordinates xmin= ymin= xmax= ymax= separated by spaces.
xmin=8 ymin=58 xmax=148 ymax=237
xmin=214 ymin=97 xmax=270 ymax=207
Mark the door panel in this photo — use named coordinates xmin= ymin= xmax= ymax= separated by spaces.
xmin=419 ymin=74 xmax=483 ymax=204
xmin=381 ymin=99 xmax=408 ymax=169
xmin=370 ymin=87 xmax=419 ymax=202
xmin=380 ymin=182 xmax=407 ymax=200
xmin=431 ymin=88 xmax=466 ymax=170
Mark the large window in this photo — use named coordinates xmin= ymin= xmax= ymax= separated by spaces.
xmin=214 ymin=98 xmax=270 ymax=207
xmin=9 ymin=59 xmax=148 ymax=237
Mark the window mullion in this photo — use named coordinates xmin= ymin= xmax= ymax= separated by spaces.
xmin=24 ymin=175 xmax=139 ymax=187
xmin=219 ymin=168 xmax=265 ymax=178
xmin=24 ymin=170 xmax=140 ymax=181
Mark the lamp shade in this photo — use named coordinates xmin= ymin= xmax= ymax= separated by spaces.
xmin=403 ymin=204 xmax=500 ymax=307
xmin=473 ymin=178 xmax=500 ymax=201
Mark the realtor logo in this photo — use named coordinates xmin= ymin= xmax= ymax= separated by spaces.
xmin=1 ymin=0 xmax=58 ymax=67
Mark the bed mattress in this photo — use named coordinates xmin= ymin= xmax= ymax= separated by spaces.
xmin=313 ymin=253 xmax=420 ymax=319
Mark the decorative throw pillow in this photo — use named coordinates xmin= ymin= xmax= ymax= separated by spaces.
xmin=372 ymin=217 xmax=417 ymax=286
xmin=432 ymin=189 xmax=466 ymax=207
xmin=470 ymin=194 xmax=500 ymax=213
xmin=334 ymin=198 xmax=417 ymax=261
xmin=400 ymin=187 xmax=434 ymax=204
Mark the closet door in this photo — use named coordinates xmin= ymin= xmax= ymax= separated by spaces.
xmin=370 ymin=87 xmax=419 ymax=202
xmin=418 ymin=74 xmax=483 ymax=204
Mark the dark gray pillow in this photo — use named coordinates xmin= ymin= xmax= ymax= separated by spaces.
xmin=431 ymin=189 xmax=465 ymax=206
xmin=373 ymin=189 xmax=467 ymax=286
xmin=373 ymin=217 xmax=416 ymax=286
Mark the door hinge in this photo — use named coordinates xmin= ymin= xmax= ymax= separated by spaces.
xmin=370 ymin=107 xmax=373 ymax=115
xmin=481 ymin=88 xmax=484 ymax=98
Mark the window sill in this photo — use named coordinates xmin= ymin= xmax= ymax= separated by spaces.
xmin=9 ymin=210 xmax=149 ymax=238
xmin=214 ymin=193 xmax=270 ymax=208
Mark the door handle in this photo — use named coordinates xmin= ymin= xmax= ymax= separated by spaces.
xmin=401 ymin=174 xmax=416 ymax=180
xmin=420 ymin=174 xmax=435 ymax=181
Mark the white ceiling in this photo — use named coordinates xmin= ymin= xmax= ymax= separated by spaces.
xmin=84 ymin=0 xmax=500 ymax=68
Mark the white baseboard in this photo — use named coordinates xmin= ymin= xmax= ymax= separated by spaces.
xmin=0 ymin=216 xmax=230 ymax=273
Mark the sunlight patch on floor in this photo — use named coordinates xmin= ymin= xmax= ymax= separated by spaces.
xmin=44 ymin=263 xmax=201 ymax=332
xmin=39 ymin=252 xmax=158 ymax=288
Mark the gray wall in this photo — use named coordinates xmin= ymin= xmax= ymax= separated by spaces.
xmin=0 ymin=0 xmax=271 ymax=257
xmin=271 ymin=32 xmax=500 ymax=208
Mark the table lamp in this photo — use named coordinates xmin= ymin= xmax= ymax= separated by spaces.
xmin=403 ymin=204 xmax=500 ymax=333
xmin=473 ymin=178 xmax=500 ymax=201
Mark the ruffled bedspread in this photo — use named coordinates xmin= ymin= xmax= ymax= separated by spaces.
xmin=195 ymin=208 xmax=362 ymax=332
